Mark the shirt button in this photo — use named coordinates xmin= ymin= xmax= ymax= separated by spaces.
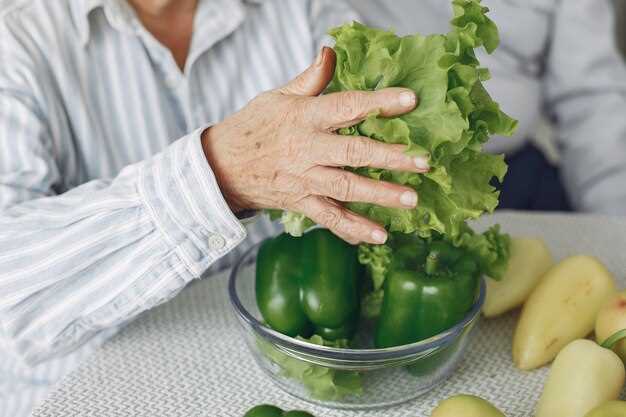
xmin=208 ymin=234 xmax=226 ymax=250
xmin=166 ymin=76 xmax=179 ymax=89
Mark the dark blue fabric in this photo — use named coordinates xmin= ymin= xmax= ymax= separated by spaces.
xmin=495 ymin=144 xmax=572 ymax=211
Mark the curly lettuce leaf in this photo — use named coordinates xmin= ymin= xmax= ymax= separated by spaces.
xmin=275 ymin=0 xmax=517 ymax=238
xmin=357 ymin=244 xmax=392 ymax=291
xmin=257 ymin=335 xmax=362 ymax=400
xmin=450 ymin=223 xmax=511 ymax=280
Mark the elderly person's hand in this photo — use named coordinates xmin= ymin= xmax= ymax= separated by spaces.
xmin=202 ymin=47 xmax=429 ymax=245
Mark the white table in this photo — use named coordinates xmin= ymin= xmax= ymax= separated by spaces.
xmin=32 ymin=211 xmax=626 ymax=417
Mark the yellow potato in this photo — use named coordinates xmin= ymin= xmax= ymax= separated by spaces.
xmin=513 ymin=255 xmax=616 ymax=370
xmin=431 ymin=394 xmax=505 ymax=417
xmin=535 ymin=340 xmax=625 ymax=417
xmin=595 ymin=290 xmax=626 ymax=362
xmin=483 ymin=238 xmax=553 ymax=318
xmin=585 ymin=401 xmax=626 ymax=417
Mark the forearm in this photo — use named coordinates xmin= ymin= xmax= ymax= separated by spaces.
xmin=0 ymin=130 xmax=246 ymax=365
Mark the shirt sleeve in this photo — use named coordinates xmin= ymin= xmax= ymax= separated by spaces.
xmin=0 ymin=27 xmax=246 ymax=366
xmin=545 ymin=0 xmax=626 ymax=213
xmin=309 ymin=0 xmax=360 ymax=49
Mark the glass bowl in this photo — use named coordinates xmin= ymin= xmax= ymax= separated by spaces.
xmin=228 ymin=242 xmax=485 ymax=410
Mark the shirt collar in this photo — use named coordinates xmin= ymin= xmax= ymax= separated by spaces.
xmin=70 ymin=0 xmax=105 ymax=46
xmin=70 ymin=0 xmax=266 ymax=47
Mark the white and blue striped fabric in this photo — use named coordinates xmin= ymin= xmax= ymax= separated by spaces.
xmin=0 ymin=0 xmax=357 ymax=415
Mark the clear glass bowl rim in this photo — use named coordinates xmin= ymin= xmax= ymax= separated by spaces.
xmin=228 ymin=241 xmax=486 ymax=362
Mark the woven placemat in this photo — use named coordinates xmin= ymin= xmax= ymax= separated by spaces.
xmin=33 ymin=211 xmax=626 ymax=417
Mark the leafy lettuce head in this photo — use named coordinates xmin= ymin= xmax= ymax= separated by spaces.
xmin=274 ymin=0 xmax=517 ymax=239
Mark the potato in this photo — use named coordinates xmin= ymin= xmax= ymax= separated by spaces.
xmin=513 ymin=255 xmax=616 ymax=370
xmin=535 ymin=340 xmax=625 ymax=417
xmin=431 ymin=394 xmax=505 ymax=417
xmin=595 ymin=290 xmax=626 ymax=362
xmin=585 ymin=401 xmax=626 ymax=417
xmin=483 ymin=238 xmax=553 ymax=318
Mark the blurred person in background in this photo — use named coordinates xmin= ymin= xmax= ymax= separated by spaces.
xmin=618 ymin=0 xmax=626 ymax=53
xmin=349 ymin=0 xmax=626 ymax=213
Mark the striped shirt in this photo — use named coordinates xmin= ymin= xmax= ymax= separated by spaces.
xmin=0 ymin=0 xmax=356 ymax=415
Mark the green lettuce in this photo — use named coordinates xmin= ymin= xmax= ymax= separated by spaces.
xmin=258 ymin=335 xmax=362 ymax=400
xmin=276 ymin=0 xmax=517 ymax=239
xmin=452 ymin=223 xmax=511 ymax=279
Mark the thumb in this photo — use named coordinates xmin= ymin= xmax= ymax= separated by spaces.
xmin=278 ymin=46 xmax=336 ymax=96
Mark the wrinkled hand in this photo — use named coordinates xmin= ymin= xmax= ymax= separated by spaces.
xmin=202 ymin=47 xmax=429 ymax=245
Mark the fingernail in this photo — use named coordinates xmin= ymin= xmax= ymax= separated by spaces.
xmin=399 ymin=91 xmax=416 ymax=108
xmin=414 ymin=156 xmax=430 ymax=171
xmin=400 ymin=191 xmax=418 ymax=207
xmin=371 ymin=229 xmax=388 ymax=244
xmin=315 ymin=47 xmax=326 ymax=67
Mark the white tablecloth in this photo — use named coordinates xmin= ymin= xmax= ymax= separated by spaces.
xmin=32 ymin=211 xmax=626 ymax=417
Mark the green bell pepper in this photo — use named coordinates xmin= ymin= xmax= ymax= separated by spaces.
xmin=243 ymin=404 xmax=315 ymax=417
xmin=256 ymin=228 xmax=361 ymax=341
xmin=375 ymin=239 xmax=480 ymax=348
